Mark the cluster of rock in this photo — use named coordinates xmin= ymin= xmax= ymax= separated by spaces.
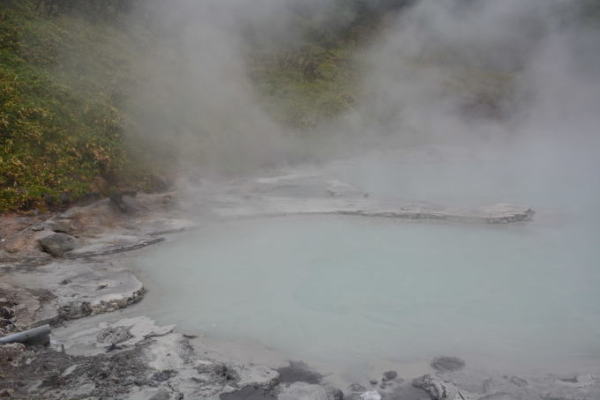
xmin=409 ymin=356 xmax=600 ymax=400
xmin=0 ymin=315 xmax=342 ymax=400
xmin=0 ymin=191 xmax=186 ymax=263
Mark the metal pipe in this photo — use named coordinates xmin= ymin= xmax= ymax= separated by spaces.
xmin=0 ymin=325 xmax=51 ymax=345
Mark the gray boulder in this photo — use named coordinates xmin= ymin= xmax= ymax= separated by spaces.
xmin=38 ymin=233 xmax=77 ymax=257
xmin=382 ymin=370 xmax=398 ymax=381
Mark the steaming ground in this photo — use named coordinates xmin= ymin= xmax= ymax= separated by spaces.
xmin=128 ymin=0 xmax=600 ymax=386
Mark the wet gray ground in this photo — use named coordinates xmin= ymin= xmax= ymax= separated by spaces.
xmin=0 ymin=170 xmax=598 ymax=399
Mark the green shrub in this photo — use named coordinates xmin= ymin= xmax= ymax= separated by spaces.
xmin=0 ymin=0 xmax=152 ymax=211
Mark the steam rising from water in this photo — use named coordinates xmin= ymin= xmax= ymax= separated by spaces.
xmin=131 ymin=0 xmax=600 ymax=376
xmin=335 ymin=0 xmax=600 ymax=210
xmin=128 ymin=0 xmax=599 ymax=178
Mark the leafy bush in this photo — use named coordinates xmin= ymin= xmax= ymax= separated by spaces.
xmin=0 ymin=1 xmax=152 ymax=211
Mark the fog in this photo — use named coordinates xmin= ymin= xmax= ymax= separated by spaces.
xmin=126 ymin=0 xmax=295 ymax=175
xmin=330 ymin=0 xmax=600 ymax=210
xmin=129 ymin=0 xmax=600 ymax=378
xmin=346 ymin=0 xmax=598 ymax=146
xmin=125 ymin=0 xmax=600 ymax=196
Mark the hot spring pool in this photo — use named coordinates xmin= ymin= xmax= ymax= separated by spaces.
xmin=133 ymin=212 xmax=600 ymax=374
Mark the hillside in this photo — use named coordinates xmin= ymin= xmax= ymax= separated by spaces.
xmin=0 ymin=1 xmax=157 ymax=211
xmin=1 ymin=0 xmax=596 ymax=212
xmin=0 ymin=0 xmax=389 ymax=211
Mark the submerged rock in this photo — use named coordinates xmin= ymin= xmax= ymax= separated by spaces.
xmin=557 ymin=374 xmax=595 ymax=387
xmin=277 ymin=361 xmax=322 ymax=384
xmin=382 ymin=370 xmax=398 ymax=381
xmin=38 ymin=233 xmax=77 ymax=257
xmin=431 ymin=356 xmax=466 ymax=373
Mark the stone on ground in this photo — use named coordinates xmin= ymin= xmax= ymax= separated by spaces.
xmin=38 ymin=233 xmax=77 ymax=257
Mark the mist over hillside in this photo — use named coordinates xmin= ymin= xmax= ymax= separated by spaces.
xmin=124 ymin=0 xmax=600 ymax=208
xmin=1 ymin=0 xmax=599 ymax=210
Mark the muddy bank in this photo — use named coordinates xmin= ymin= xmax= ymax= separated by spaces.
xmin=0 ymin=190 xmax=284 ymax=399
xmin=0 ymin=171 xmax=597 ymax=399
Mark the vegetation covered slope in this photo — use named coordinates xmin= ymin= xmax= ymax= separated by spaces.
xmin=0 ymin=0 xmax=153 ymax=211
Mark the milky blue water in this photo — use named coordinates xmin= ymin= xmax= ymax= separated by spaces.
xmin=133 ymin=147 xmax=600 ymax=374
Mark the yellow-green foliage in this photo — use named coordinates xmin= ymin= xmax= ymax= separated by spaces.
xmin=246 ymin=2 xmax=385 ymax=130
xmin=0 ymin=1 xmax=152 ymax=211
xmin=249 ymin=44 xmax=359 ymax=129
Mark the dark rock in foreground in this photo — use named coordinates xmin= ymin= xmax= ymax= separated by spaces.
xmin=38 ymin=233 xmax=77 ymax=257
